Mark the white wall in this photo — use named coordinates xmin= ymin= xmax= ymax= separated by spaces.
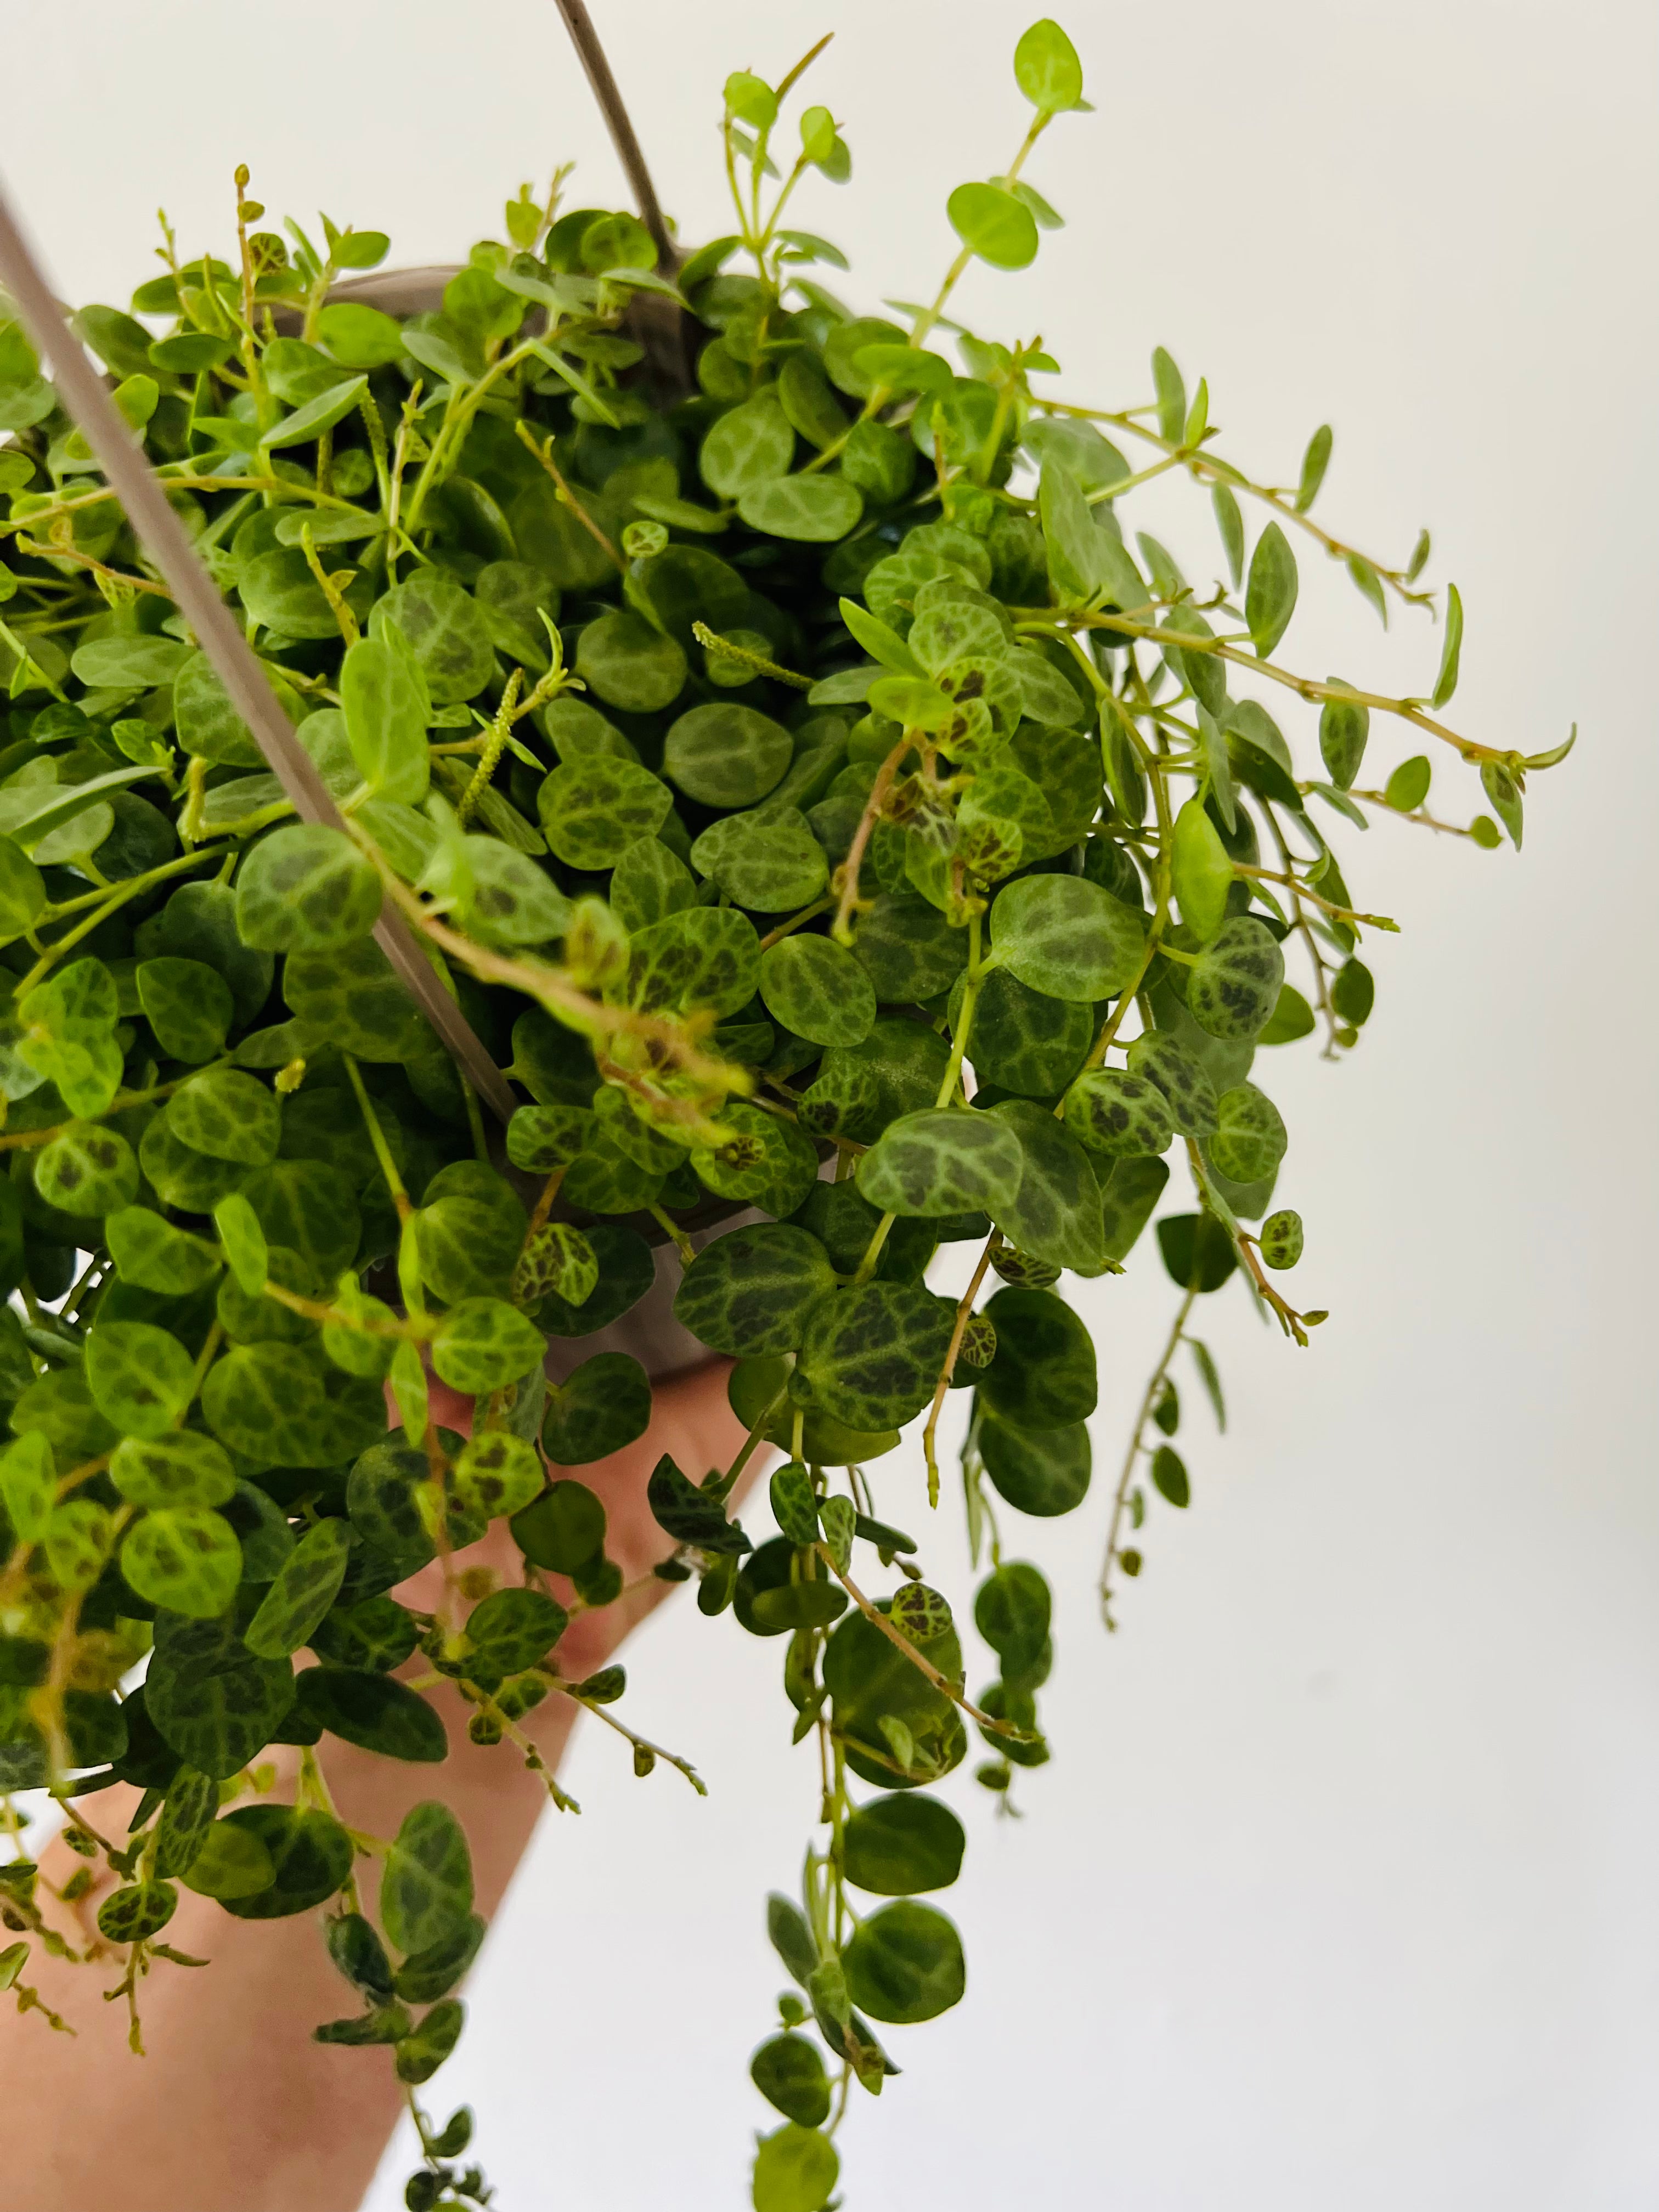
xmin=4 ymin=1 xmax=1655 ymax=2203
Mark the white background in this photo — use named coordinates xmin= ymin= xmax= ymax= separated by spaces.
xmin=3 ymin=2 xmax=1656 ymax=2205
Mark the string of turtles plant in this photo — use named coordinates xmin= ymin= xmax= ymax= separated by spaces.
xmin=0 ymin=19 xmax=1570 ymax=2208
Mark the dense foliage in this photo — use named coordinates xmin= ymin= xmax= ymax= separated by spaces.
xmin=0 ymin=19 xmax=1568 ymax=2205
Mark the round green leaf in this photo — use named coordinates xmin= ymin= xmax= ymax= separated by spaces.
xmin=138 ymin=1115 xmax=249 ymax=1213
xmin=538 ymin=756 xmax=672 ymax=871
xmin=822 ymin=315 xmax=909 ymax=398
xmin=1257 ymin=981 xmax=1316 ymax=1046
xmin=974 ymin=1560 xmax=1051 ymax=1674
xmin=961 ymin=966 xmax=1091 ymax=1097
xmin=539 ymin=1351 xmax=652 ymax=1463
xmin=990 ymin=874 xmax=1145 ymax=1003
xmin=794 ymin=1283 xmax=955 ymax=1432
xmin=751 ymin=2121 xmax=839 ymax=2212
xmin=120 ymin=1508 xmax=241 ymax=1618
xmin=136 ymin=956 xmax=235 ymax=1065
xmin=86 ymin=1320 xmax=198 ymax=1441
xmin=381 ymin=1801 xmax=475 ymax=1956
xmin=853 ymin=893 xmax=968 ymax=1004
xmin=142 ymin=879 xmax=273 ymax=1023
xmin=843 ymin=1792 xmax=965 ymax=1895
xmin=1014 ymin=18 xmax=1085 ymax=109
xmin=243 ymin=1517 xmax=353 ymax=1658
xmin=394 ymin=1996 xmax=465 ymax=2086
xmin=984 ymin=1097 xmax=1106 ymax=1275
xmin=0 ymin=1431 xmax=52 ymax=1547
xmin=1171 ymin=795 xmax=1233 ymax=944
xmin=977 ymin=1408 xmax=1092 ymax=1516
xmin=111 ymin=1431 xmax=236 ymax=1510
xmin=33 ymin=1121 xmax=138 ymax=1217
xmin=376 ymin=570 xmax=494 ymax=703
xmin=15 ymin=957 xmax=122 ymax=1118
xmin=239 ymin=1159 xmax=362 ymax=1278
xmin=201 ymin=1341 xmax=335 ymax=1465
xmin=216 ymin=1804 xmax=353 ymax=1919
xmin=751 ymin=2035 xmax=831 ymax=2128
xmin=674 ymin=1224 xmax=837 ymax=1357
xmin=759 ymin=933 xmax=876 ymax=1048
xmin=235 ymin=825 xmax=382 ymax=952
xmin=309 ymin=1596 xmax=419 ymax=1675
xmin=346 ymin=1441 xmax=440 ymax=1576
xmin=505 ymin=1103 xmax=594 ymax=1175
xmin=166 ymin=1068 xmax=281 ymax=1166
xmin=236 ymin=547 xmax=340 ymax=639
xmin=1187 ymin=918 xmax=1286 ymax=1041
xmin=1208 ymin=1082 xmax=1288 ymax=1184
xmin=97 ymin=1878 xmax=178 ymax=1944
xmin=182 ymin=1815 xmax=278 ymax=1900
xmin=512 ymin=1220 xmax=598 ymax=1311
xmin=36 ymin=1498 xmax=112 ymax=1594
xmin=947 ymin=182 xmax=1039 ymax=270
xmin=690 ymin=809 xmax=828 ymax=912
xmin=1062 ymin=1069 xmax=1175 ymax=1159
xmin=575 ymin=610 xmax=687 ymax=713
xmin=0 ymin=833 xmax=46 ymax=944
xmin=823 ymin=1600 xmax=964 ymax=1785
xmin=294 ymin=1667 xmax=447 ymax=1762
xmin=844 ymin=1899 xmax=966 ymax=2022
xmin=855 ymin=1108 xmax=1023 ymax=1219
xmin=69 ymin=634 xmax=189 ymax=689
xmin=283 ymin=935 xmax=427 ymax=1061
xmin=737 ymin=473 xmax=863 ymax=541
xmin=536 ymin=1223 xmax=654 ymax=1338
xmin=340 ymin=634 xmax=430 ymax=806
xmin=610 ymin=834 xmax=696 ymax=934
xmin=689 ymin=1100 xmax=817 ymax=1217
xmin=145 ymin=1621 xmax=296 ymax=1780
xmin=840 ymin=415 xmax=916 ymax=502
xmin=392 ymin=1913 xmax=485 ymax=2006
xmin=701 ymin=389 xmax=795 ymax=498
xmin=464 ymin=1587 xmax=567 ymax=1680
xmin=663 ymin=702 xmax=792 ymax=809
xmin=1260 ymin=1207 xmax=1304 ymax=1269
xmin=1151 ymin=1443 xmax=1190 ymax=1508
xmin=1155 ymin=1212 xmax=1238 ymax=1295
xmin=1124 ymin=1030 xmax=1220 ymax=1137
xmin=977 ymin=1286 xmax=1096 ymax=1429
xmin=173 ymin=651 xmax=294 ymax=769
xmin=511 ymin=1479 xmax=606 ymax=1572
xmin=430 ymin=1297 xmax=548 ymax=1397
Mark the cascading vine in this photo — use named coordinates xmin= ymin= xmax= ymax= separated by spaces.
xmin=0 ymin=19 xmax=1569 ymax=2209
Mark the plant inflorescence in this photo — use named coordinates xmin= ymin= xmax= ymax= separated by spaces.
xmin=0 ymin=20 xmax=1568 ymax=2205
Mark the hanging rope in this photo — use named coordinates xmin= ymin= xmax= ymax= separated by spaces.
xmin=551 ymin=0 xmax=679 ymax=270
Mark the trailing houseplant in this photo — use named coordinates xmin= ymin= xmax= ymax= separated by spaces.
xmin=0 ymin=18 xmax=1571 ymax=2207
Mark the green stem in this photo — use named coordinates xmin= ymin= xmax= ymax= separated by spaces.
xmin=343 ymin=1056 xmax=411 ymax=1216
xmin=38 ymin=842 xmax=230 ymax=927
xmin=15 ymin=849 xmax=230 ymax=997
xmin=1099 ymin=1286 xmax=1197 ymax=1624
xmin=934 ymin=910 xmax=983 ymax=1107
